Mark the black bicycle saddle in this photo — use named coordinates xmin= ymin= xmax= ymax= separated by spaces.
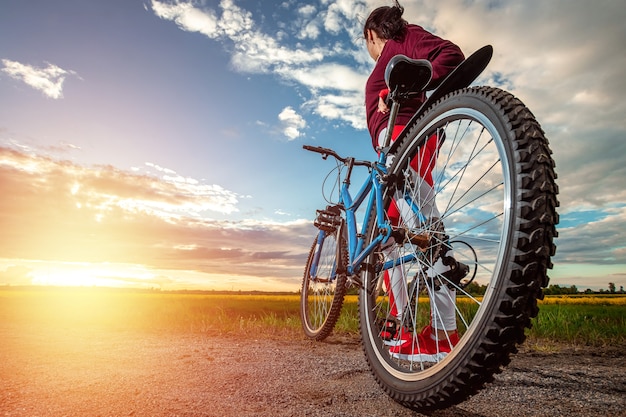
xmin=384 ymin=55 xmax=433 ymax=96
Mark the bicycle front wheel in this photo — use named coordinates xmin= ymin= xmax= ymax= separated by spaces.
xmin=359 ymin=86 xmax=558 ymax=411
xmin=300 ymin=225 xmax=347 ymax=341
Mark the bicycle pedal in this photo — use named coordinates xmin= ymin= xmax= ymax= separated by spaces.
xmin=314 ymin=205 xmax=342 ymax=232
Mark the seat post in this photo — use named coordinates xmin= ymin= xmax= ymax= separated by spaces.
xmin=381 ymin=94 xmax=401 ymax=149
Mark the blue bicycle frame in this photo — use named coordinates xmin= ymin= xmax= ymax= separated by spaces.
xmin=307 ymin=144 xmax=425 ymax=284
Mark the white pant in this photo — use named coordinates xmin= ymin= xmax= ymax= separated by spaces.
xmin=380 ymin=127 xmax=456 ymax=331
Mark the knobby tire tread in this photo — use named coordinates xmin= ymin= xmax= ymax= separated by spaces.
xmin=300 ymin=232 xmax=348 ymax=341
xmin=360 ymin=86 xmax=559 ymax=411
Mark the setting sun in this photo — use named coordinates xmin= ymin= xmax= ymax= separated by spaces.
xmin=0 ymin=146 xmax=310 ymax=292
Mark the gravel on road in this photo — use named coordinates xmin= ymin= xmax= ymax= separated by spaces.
xmin=1 ymin=324 xmax=625 ymax=417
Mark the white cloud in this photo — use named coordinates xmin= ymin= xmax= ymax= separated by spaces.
xmin=149 ymin=0 xmax=365 ymax=131
xmin=218 ymin=0 xmax=254 ymax=36
xmin=151 ymin=0 xmax=220 ymax=38
xmin=298 ymin=20 xmax=321 ymax=40
xmin=306 ymin=92 xmax=366 ymax=130
xmin=324 ymin=0 xmax=366 ymax=37
xmin=323 ymin=3 xmax=344 ymax=34
xmin=278 ymin=106 xmax=306 ymax=140
xmin=283 ymin=63 xmax=367 ymax=92
xmin=151 ymin=0 xmax=325 ymax=74
xmin=141 ymin=161 xmax=240 ymax=215
xmin=298 ymin=4 xmax=317 ymax=17
xmin=1 ymin=59 xmax=75 ymax=99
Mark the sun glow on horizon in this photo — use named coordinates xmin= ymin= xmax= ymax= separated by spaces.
xmin=0 ymin=258 xmax=301 ymax=292
xmin=25 ymin=261 xmax=171 ymax=289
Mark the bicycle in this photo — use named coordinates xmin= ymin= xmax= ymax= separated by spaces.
xmin=300 ymin=45 xmax=559 ymax=411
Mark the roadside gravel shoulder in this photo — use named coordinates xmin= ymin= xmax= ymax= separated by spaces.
xmin=1 ymin=324 xmax=624 ymax=417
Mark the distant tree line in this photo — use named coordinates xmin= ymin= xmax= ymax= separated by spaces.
xmin=544 ymin=282 xmax=625 ymax=295
xmin=453 ymin=282 xmax=626 ymax=296
xmin=345 ymin=282 xmax=623 ymax=296
xmin=462 ymin=281 xmax=487 ymax=296
xmin=543 ymin=284 xmax=580 ymax=295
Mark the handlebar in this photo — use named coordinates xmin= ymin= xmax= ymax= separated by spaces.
xmin=303 ymin=145 xmax=372 ymax=167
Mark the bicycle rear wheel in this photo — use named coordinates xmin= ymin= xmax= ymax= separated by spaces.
xmin=300 ymin=225 xmax=348 ymax=341
xmin=359 ymin=86 xmax=558 ymax=411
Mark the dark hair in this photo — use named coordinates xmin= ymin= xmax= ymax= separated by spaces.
xmin=363 ymin=1 xmax=408 ymax=41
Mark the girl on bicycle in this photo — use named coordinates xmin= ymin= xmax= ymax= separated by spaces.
xmin=363 ymin=1 xmax=468 ymax=361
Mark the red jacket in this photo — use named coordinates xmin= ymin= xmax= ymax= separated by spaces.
xmin=365 ymin=24 xmax=464 ymax=147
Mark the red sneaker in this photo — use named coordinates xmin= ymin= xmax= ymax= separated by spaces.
xmin=389 ymin=325 xmax=459 ymax=362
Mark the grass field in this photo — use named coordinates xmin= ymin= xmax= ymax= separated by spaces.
xmin=1 ymin=287 xmax=624 ymax=350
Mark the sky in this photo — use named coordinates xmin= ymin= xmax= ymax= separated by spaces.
xmin=1 ymin=0 xmax=625 ymax=292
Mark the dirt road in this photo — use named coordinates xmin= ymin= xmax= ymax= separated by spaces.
xmin=1 ymin=324 xmax=624 ymax=416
